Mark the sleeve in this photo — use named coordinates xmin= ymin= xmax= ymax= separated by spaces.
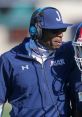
xmin=0 ymin=54 xmax=12 ymax=104
xmin=0 ymin=104 xmax=4 ymax=117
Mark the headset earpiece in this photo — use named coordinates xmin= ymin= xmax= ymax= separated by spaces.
xmin=29 ymin=26 xmax=37 ymax=37
xmin=29 ymin=8 xmax=43 ymax=40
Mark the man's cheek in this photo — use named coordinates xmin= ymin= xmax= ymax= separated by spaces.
xmin=52 ymin=42 xmax=61 ymax=48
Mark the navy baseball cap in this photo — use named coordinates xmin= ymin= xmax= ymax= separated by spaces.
xmin=39 ymin=7 xmax=72 ymax=29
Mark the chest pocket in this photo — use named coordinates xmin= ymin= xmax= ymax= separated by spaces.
xmin=10 ymin=63 xmax=42 ymax=108
xmin=13 ymin=64 xmax=37 ymax=88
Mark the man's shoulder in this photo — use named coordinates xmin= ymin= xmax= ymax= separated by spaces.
xmin=62 ymin=41 xmax=73 ymax=49
xmin=0 ymin=45 xmax=20 ymax=63
xmin=61 ymin=41 xmax=74 ymax=54
xmin=0 ymin=37 xmax=30 ymax=59
xmin=56 ymin=41 xmax=75 ymax=58
xmin=1 ymin=43 xmax=21 ymax=57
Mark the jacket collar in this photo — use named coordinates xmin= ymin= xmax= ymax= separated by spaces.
xmin=10 ymin=37 xmax=63 ymax=59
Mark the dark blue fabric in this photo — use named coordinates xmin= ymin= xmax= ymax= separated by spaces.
xmin=0 ymin=37 xmax=82 ymax=117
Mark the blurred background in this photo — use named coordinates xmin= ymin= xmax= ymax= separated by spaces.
xmin=0 ymin=0 xmax=82 ymax=117
xmin=0 ymin=0 xmax=82 ymax=55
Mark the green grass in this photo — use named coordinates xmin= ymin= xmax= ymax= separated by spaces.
xmin=2 ymin=103 xmax=11 ymax=117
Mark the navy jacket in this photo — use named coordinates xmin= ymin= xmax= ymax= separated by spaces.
xmin=0 ymin=38 xmax=82 ymax=117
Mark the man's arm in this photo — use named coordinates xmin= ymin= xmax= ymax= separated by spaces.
xmin=0 ymin=104 xmax=4 ymax=117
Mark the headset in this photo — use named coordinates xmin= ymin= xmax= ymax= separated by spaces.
xmin=29 ymin=7 xmax=59 ymax=40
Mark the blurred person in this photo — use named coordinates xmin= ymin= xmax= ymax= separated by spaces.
xmin=0 ymin=7 xmax=82 ymax=117
xmin=72 ymin=22 xmax=82 ymax=117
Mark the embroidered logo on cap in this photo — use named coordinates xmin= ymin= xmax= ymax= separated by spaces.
xmin=56 ymin=11 xmax=62 ymax=22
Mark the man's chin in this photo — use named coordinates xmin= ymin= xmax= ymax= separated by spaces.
xmin=52 ymin=45 xmax=61 ymax=49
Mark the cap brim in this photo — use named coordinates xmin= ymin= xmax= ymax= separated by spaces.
xmin=41 ymin=23 xmax=73 ymax=29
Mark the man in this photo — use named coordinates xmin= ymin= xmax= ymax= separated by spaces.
xmin=0 ymin=7 xmax=82 ymax=117
xmin=72 ymin=22 xmax=82 ymax=117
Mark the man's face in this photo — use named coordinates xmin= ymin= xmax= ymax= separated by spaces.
xmin=39 ymin=29 xmax=66 ymax=49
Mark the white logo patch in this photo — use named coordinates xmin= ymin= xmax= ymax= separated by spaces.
xmin=22 ymin=65 xmax=29 ymax=70
xmin=50 ymin=59 xmax=65 ymax=67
